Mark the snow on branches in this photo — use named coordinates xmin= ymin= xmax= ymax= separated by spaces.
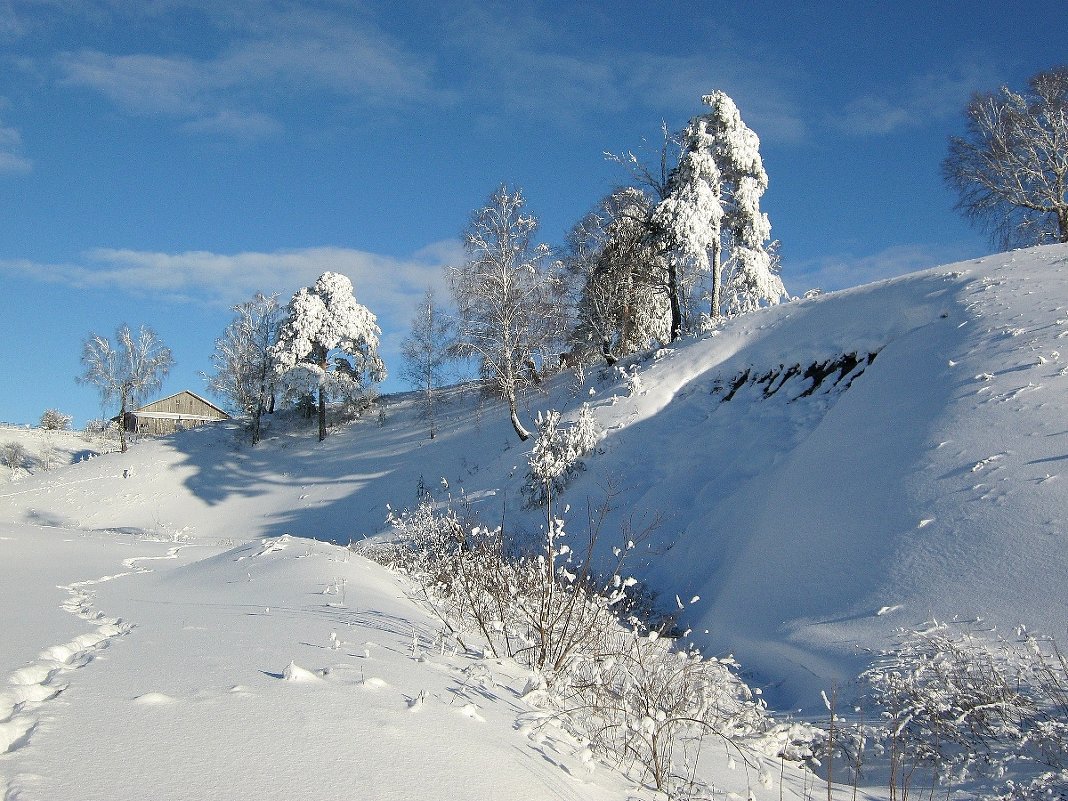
xmin=654 ymin=91 xmax=787 ymax=333
xmin=272 ymin=272 xmax=385 ymax=441
xmin=524 ymin=403 xmax=601 ymax=508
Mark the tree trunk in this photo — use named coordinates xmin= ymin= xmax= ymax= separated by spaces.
xmin=1058 ymin=206 xmax=1068 ymax=243
xmin=252 ymin=403 xmax=262 ymax=446
xmin=118 ymin=390 xmax=128 ymax=453
xmin=667 ymin=261 xmax=683 ymax=342
xmin=709 ymin=235 xmax=722 ymax=322
xmin=316 ymin=345 xmax=328 ymax=442
xmin=507 ymin=390 xmax=530 ymax=441
xmin=601 ymin=336 xmax=618 ymax=366
xmin=317 ymin=386 xmax=327 ymax=442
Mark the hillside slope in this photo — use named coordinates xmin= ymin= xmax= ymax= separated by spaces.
xmin=3 ymin=245 xmax=1066 ymax=714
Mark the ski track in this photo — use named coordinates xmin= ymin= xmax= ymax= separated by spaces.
xmin=0 ymin=543 xmax=182 ymax=793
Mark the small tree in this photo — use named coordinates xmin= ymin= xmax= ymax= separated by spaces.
xmin=450 ymin=185 xmax=563 ymax=441
xmin=77 ymin=324 xmax=173 ymax=453
xmin=39 ymin=408 xmax=72 ymax=431
xmin=1 ymin=441 xmax=27 ymax=476
xmin=399 ymin=289 xmax=454 ymax=440
xmin=271 ymin=272 xmax=385 ymax=442
xmin=206 ymin=292 xmax=283 ymax=445
xmin=944 ymin=66 xmax=1068 ymax=247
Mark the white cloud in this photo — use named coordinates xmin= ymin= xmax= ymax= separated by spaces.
xmin=0 ymin=242 xmax=464 ymax=324
xmin=788 ymin=243 xmax=979 ymax=293
xmin=830 ymin=60 xmax=1001 ymax=137
xmin=54 ymin=9 xmax=436 ymax=137
xmin=0 ymin=121 xmax=31 ymax=172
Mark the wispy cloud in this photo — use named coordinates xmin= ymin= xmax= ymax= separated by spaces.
xmin=0 ymin=242 xmax=463 ymax=322
xmin=435 ymin=3 xmax=808 ymax=144
xmin=0 ymin=120 xmax=31 ymax=172
xmin=830 ymin=60 xmax=1000 ymax=137
xmin=36 ymin=1 xmax=808 ymax=144
xmin=788 ymin=243 xmax=979 ymax=293
xmin=54 ymin=8 xmax=437 ymax=137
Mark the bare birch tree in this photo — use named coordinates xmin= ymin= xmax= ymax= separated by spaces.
xmin=944 ymin=66 xmax=1068 ymax=247
xmin=399 ymin=288 xmax=454 ymax=440
xmin=206 ymin=292 xmax=283 ymax=445
xmin=449 ymin=185 xmax=561 ymax=441
xmin=77 ymin=324 xmax=174 ymax=453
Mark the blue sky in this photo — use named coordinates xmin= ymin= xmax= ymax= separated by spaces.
xmin=1 ymin=0 xmax=1065 ymax=427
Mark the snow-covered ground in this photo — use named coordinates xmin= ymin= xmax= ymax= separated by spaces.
xmin=2 ymin=244 xmax=1067 ymax=799
xmin=0 ymin=425 xmax=116 ymax=485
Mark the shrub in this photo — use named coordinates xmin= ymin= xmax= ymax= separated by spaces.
xmin=361 ymin=495 xmax=812 ymax=796
xmin=859 ymin=621 xmax=1068 ymax=800
xmin=1 ymin=441 xmax=27 ymax=473
xmin=522 ymin=404 xmax=601 ymax=509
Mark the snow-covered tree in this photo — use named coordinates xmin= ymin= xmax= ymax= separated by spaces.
xmin=563 ymin=188 xmax=671 ymax=364
xmin=524 ymin=403 xmax=601 ymax=508
xmin=206 ymin=292 xmax=283 ymax=445
xmin=77 ymin=324 xmax=174 ymax=453
xmin=944 ymin=66 xmax=1068 ymax=247
xmin=0 ymin=441 xmax=27 ymax=476
xmin=39 ymin=408 xmax=72 ymax=431
xmin=399 ymin=288 xmax=454 ymax=440
xmin=271 ymin=272 xmax=385 ymax=442
xmin=450 ymin=185 xmax=563 ymax=441
xmin=653 ymin=91 xmax=787 ymax=336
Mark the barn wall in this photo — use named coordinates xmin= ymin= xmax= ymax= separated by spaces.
xmin=123 ymin=392 xmax=229 ymax=436
xmin=137 ymin=393 xmax=227 ymax=420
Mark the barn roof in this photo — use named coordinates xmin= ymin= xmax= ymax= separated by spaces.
xmin=131 ymin=390 xmax=230 ymax=418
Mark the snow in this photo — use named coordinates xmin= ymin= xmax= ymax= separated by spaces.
xmin=3 ymin=244 xmax=1068 ymax=798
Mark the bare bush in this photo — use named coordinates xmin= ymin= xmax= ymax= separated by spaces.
xmin=860 ymin=621 xmax=1068 ymax=800
xmin=1 ymin=441 xmax=28 ymax=475
xmin=361 ymin=495 xmax=813 ymax=796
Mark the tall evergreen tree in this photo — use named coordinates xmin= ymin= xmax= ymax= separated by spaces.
xmin=653 ymin=91 xmax=787 ymax=337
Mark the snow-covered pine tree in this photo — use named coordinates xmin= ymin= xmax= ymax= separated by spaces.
xmin=704 ymin=91 xmax=788 ymax=318
xmin=271 ymin=272 xmax=385 ymax=442
xmin=564 ymin=187 xmax=671 ymax=364
xmin=652 ymin=91 xmax=787 ymax=336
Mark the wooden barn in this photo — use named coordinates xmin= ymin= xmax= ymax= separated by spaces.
xmin=122 ymin=391 xmax=230 ymax=436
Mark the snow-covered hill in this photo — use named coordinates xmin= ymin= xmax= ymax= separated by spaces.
xmin=3 ymin=244 xmax=1067 ymax=799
